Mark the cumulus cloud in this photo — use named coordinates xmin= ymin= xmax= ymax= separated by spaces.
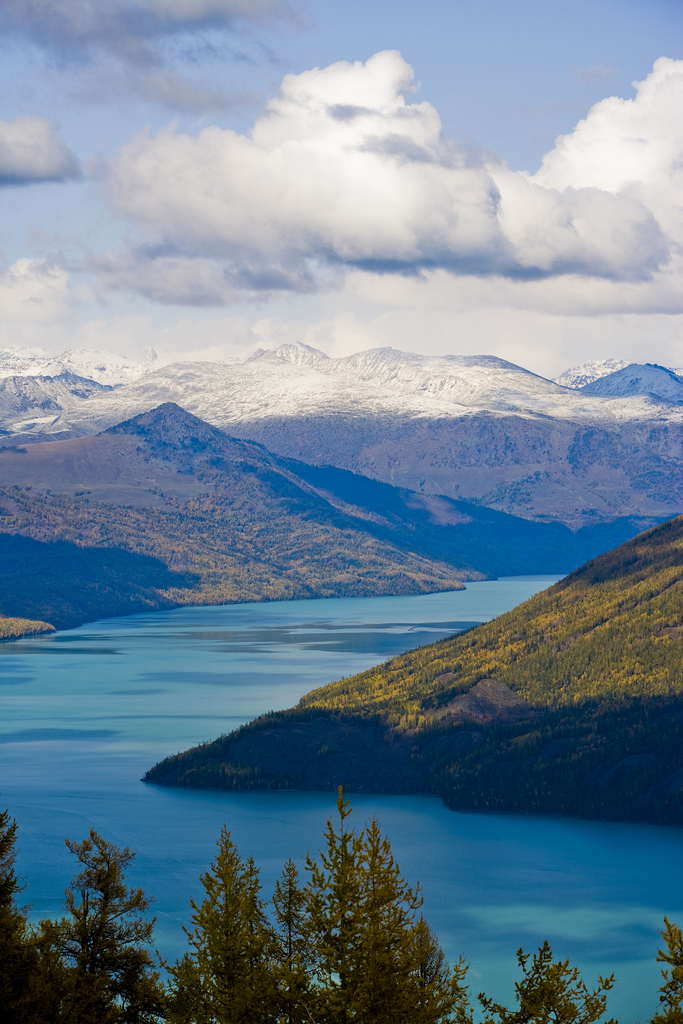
xmin=104 ymin=50 xmax=681 ymax=300
xmin=0 ymin=115 xmax=80 ymax=185
xmin=533 ymin=57 xmax=683 ymax=242
xmin=0 ymin=259 xmax=71 ymax=320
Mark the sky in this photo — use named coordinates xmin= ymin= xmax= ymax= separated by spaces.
xmin=1 ymin=0 xmax=683 ymax=378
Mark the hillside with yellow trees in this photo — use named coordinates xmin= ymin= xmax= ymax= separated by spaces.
xmin=146 ymin=516 xmax=683 ymax=825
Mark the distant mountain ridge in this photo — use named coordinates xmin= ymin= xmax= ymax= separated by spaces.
xmin=553 ymin=359 xmax=632 ymax=389
xmin=0 ymin=346 xmax=158 ymax=385
xmin=580 ymin=363 xmax=683 ymax=402
xmin=4 ymin=344 xmax=683 ymax=524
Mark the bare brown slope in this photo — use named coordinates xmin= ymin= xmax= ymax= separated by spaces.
xmin=0 ymin=403 xmax=278 ymax=507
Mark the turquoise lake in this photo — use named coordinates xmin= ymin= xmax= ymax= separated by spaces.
xmin=2 ymin=578 xmax=682 ymax=1020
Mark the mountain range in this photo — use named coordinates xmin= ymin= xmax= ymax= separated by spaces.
xmin=145 ymin=515 xmax=683 ymax=826
xmin=3 ymin=345 xmax=683 ymax=526
xmin=0 ymin=403 xmax=647 ymax=631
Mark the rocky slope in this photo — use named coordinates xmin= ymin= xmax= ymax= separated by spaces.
xmin=0 ymin=402 xmax=466 ymax=628
xmin=145 ymin=516 xmax=683 ymax=826
xmin=4 ymin=344 xmax=683 ymax=524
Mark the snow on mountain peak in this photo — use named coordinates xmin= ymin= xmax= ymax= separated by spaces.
xmin=580 ymin=363 xmax=683 ymax=403
xmin=554 ymin=359 xmax=633 ymax=389
xmin=247 ymin=342 xmax=329 ymax=368
xmin=0 ymin=346 xmax=157 ymax=385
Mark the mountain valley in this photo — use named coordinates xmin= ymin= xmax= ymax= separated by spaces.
xmin=0 ymin=402 xmax=649 ymax=631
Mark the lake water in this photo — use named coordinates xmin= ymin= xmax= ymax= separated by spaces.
xmin=2 ymin=579 xmax=681 ymax=1021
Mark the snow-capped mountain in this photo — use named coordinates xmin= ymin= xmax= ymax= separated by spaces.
xmin=3 ymin=342 xmax=683 ymax=526
xmin=555 ymin=358 xmax=683 ymax=390
xmin=580 ymin=363 xmax=683 ymax=403
xmin=16 ymin=344 xmax=667 ymax=442
xmin=0 ymin=346 xmax=157 ymax=386
xmin=554 ymin=359 xmax=632 ymax=389
xmin=253 ymin=344 xmax=575 ymax=412
xmin=0 ymin=373 xmax=112 ymax=439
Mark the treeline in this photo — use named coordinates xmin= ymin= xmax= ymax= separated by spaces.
xmin=276 ymin=457 xmax=651 ymax=580
xmin=2 ymin=791 xmax=682 ymax=1024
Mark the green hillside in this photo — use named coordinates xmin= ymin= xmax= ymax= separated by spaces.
xmin=145 ymin=516 xmax=683 ymax=826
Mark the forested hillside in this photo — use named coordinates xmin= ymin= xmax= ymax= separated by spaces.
xmin=146 ymin=516 xmax=683 ymax=826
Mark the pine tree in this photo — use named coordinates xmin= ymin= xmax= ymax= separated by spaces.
xmin=166 ymin=826 xmax=274 ymax=1024
xmin=478 ymin=940 xmax=617 ymax=1024
xmin=305 ymin=788 xmax=366 ymax=1023
xmin=37 ymin=829 xmax=166 ymax=1024
xmin=652 ymin=918 xmax=683 ymax=1024
xmin=272 ymin=859 xmax=315 ymax=1024
xmin=410 ymin=917 xmax=473 ymax=1024
xmin=355 ymin=815 xmax=424 ymax=1022
xmin=0 ymin=804 xmax=40 ymax=1024
xmin=305 ymin=788 xmax=473 ymax=1024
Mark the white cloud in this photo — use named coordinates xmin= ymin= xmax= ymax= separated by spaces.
xmin=0 ymin=115 xmax=80 ymax=185
xmin=0 ymin=259 xmax=70 ymax=320
xmin=533 ymin=57 xmax=683 ymax=242
xmin=105 ymin=51 xmax=682 ymax=304
xmin=0 ymin=309 xmax=267 ymax=366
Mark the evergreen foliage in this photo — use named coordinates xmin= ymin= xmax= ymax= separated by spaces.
xmin=478 ymin=941 xmax=616 ymax=1024
xmin=271 ymin=859 xmax=313 ymax=1024
xmin=0 ymin=807 xmax=37 ymax=1024
xmin=6 ymin=795 xmax=683 ymax=1023
xmin=36 ymin=829 xmax=166 ymax=1023
xmin=304 ymin=788 xmax=472 ymax=1024
xmin=166 ymin=826 xmax=275 ymax=1024
xmin=653 ymin=918 xmax=683 ymax=1024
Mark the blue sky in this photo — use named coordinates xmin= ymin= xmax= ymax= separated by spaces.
xmin=1 ymin=0 xmax=682 ymax=376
